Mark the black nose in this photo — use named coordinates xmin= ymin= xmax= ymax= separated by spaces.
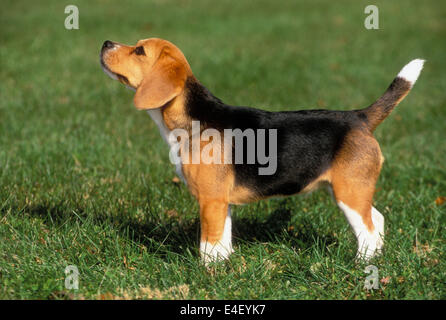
xmin=102 ymin=40 xmax=114 ymax=50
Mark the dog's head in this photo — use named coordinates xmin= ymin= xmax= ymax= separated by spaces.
xmin=100 ymin=38 xmax=192 ymax=109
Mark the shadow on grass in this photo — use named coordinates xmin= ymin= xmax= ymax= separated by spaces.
xmin=14 ymin=201 xmax=337 ymax=257
xmin=233 ymin=207 xmax=337 ymax=250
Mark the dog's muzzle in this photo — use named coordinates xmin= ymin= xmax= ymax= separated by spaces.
xmin=100 ymin=41 xmax=118 ymax=81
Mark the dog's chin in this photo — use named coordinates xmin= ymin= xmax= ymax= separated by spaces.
xmin=116 ymin=74 xmax=136 ymax=92
xmin=100 ymin=57 xmax=135 ymax=91
xmin=100 ymin=56 xmax=118 ymax=80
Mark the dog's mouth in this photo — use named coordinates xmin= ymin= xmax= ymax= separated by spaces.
xmin=100 ymin=55 xmax=131 ymax=86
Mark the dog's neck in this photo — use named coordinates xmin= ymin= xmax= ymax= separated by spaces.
xmin=160 ymin=76 xmax=225 ymax=131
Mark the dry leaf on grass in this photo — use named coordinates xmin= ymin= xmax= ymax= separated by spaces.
xmin=413 ymin=241 xmax=433 ymax=256
xmin=435 ymin=196 xmax=446 ymax=206
xmin=166 ymin=209 xmax=179 ymax=218
xmin=123 ymin=256 xmax=136 ymax=270
xmin=380 ymin=276 xmax=391 ymax=285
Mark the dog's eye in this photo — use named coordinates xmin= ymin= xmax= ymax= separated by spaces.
xmin=133 ymin=46 xmax=146 ymax=56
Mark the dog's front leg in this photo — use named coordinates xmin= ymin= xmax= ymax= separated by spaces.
xmin=199 ymin=200 xmax=234 ymax=264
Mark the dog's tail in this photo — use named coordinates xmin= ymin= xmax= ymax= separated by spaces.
xmin=360 ymin=59 xmax=424 ymax=131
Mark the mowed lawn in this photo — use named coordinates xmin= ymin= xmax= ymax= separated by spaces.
xmin=0 ymin=0 xmax=445 ymax=299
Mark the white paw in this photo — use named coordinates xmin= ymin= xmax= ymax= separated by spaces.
xmin=200 ymin=241 xmax=234 ymax=265
xmin=200 ymin=206 xmax=234 ymax=265
xmin=338 ymin=201 xmax=385 ymax=262
xmin=356 ymin=223 xmax=384 ymax=262
xmin=356 ymin=231 xmax=382 ymax=261
xmin=371 ymin=207 xmax=384 ymax=252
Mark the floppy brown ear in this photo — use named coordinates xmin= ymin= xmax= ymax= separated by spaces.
xmin=133 ymin=53 xmax=187 ymax=110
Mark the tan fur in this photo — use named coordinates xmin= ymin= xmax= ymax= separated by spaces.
xmin=330 ymin=129 xmax=383 ymax=232
xmin=229 ymin=185 xmax=259 ymax=204
xmin=199 ymin=200 xmax=228 ymax=243
xmin=300 ymin=170 xmax=332 ymax=194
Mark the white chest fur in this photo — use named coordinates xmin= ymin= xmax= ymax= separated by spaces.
xmin=146 ymin=109 xmax=185 ymax=183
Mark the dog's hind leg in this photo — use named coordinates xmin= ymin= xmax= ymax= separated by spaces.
xmin=331 ymin=131 xmax=385 ymax=261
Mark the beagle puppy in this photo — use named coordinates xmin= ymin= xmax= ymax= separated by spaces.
xmin=100 ymin=38 xmax=424 ymax=264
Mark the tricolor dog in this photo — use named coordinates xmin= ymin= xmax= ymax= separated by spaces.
xmin=100 ymin=38 xmax=424 ymax=264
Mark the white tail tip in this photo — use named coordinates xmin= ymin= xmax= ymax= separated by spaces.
xmin=397 ymin=59 xmax=425 ymax=85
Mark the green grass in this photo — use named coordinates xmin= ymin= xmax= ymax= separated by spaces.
xmin=0 ymin=0 xmax=445 ymax=299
